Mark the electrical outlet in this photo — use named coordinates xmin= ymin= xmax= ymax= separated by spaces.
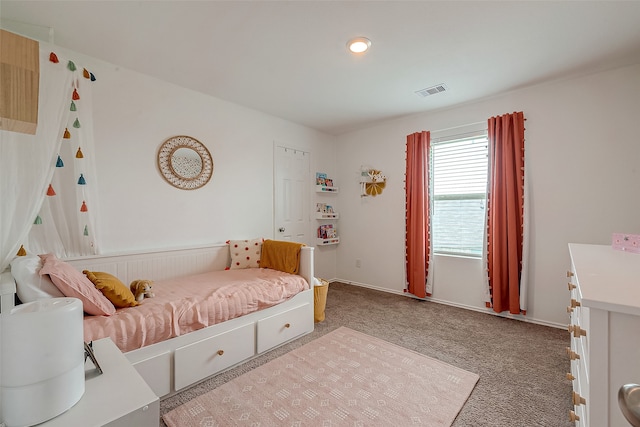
xmin=355 ymin=259 xmax=361 ymax=268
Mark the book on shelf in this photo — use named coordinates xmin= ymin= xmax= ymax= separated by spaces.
xmin=316 ymin=172 xmax=327 ymax=186
xmin=317 ymin=224 xmax=337 ymax=239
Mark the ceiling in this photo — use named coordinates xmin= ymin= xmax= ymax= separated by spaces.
xmin=2 ymin=1 xmax=640 ymax=135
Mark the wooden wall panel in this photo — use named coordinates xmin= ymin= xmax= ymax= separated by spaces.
xmin=0 ymin=29 xmax=39 ymax=135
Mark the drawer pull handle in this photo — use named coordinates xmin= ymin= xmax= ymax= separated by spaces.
xmin=566 ymin=373 xmax=575 ymax=381
xmin=569 ymin=410 xmax=580 ymax=422
xmin=570 ymin=299 xmax=581 ymax=308
xmin=568 ymin=282 xmax=576 ymax=291
xmin=217 ymin=350 xmax=224 ymax=356
xmin=568 ymin=325 xmax=587 ymax=337
xmin=572 ymin=391 xmax=586 ymax=405
xmin=566 ymin=347 xmax=581 ymax=360
xmin=567 ymin=271 xmax=575 ymax=277
xmin=284 ymin=323 xmax=291 ymax=328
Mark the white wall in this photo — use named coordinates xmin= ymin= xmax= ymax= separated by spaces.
xmin=45 ymin=46 xmax=339 ymax=279
xmin=334 ymin=63 xmax=640 ymax=327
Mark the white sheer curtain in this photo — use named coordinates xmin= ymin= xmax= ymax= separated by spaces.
xmin=0 ymin=44 xmax=99 ymax=272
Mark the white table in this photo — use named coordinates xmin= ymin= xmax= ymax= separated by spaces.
xmin=41 ymin=338 xmax=159 ymax=427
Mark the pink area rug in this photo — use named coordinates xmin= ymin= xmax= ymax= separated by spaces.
xmin=163 ymin=327 xmax=479 ymax=426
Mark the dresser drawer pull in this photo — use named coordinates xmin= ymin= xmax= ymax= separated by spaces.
xmin=284 ymin=323 xmax=291 ymax=328
xmin=570 ymin=299 xmax=581 ymax=308
xmin=572 ymin=391 xmax=586 ymax=405
xmin=217 ymin=350 xmax=224 ymax=356
xmin=566 ymin=373 xmax=575 ymax=381
xmin=566 ymin=347 xmax=581 ymax=360
xmin=568 ymin=282 xmax=577 ymax=291
xmin=569 ymin=410 xmax=580 ymax=422
xmin=567 ymin=271 xmax=575 ymax=278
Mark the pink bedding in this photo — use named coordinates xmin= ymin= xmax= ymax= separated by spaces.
xmin=83 ymin=268 xmax=309 ymax=353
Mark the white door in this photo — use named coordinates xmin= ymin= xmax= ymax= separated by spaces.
xmin=274 ymin=145 xmax=309 ymax=243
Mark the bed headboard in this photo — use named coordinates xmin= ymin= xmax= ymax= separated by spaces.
xmin=64 ymin=244 xmax=315 ymax=288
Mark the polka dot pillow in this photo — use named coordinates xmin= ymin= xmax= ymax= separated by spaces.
xmin=227 ymin=238 xmax=263 ymax=269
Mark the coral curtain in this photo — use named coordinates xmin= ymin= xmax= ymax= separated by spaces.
xmin=0 ymin=44 xmax=99 ymax=271
xmin=485 ymin=111 xmax=527 ymax=314
xmin=405 ymin=131 xmax=433 ymax=298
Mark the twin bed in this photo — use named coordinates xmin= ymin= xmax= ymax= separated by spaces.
xmin=2 ymin=240 xmax=316 ymax=398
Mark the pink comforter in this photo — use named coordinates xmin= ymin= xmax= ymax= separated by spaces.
xmin=83 ymin=268 xmax=309 ymax=353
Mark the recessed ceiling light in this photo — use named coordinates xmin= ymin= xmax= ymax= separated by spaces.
xmin=347 ymin=37 xmax=371 ymax=54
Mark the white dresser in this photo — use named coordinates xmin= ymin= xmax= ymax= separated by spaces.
xmin=567 ymin=243 xmax=640 ymax=427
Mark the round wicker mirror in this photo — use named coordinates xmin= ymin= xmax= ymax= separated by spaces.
xmin=157 ymin=135 xmax=213 ymax=190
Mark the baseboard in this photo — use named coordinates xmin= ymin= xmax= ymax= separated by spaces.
xmin=331 ymin=278 xmax=565 ymax=330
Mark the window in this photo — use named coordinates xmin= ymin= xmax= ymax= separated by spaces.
xmin=431 ymin=133 xmax=488 ymax=257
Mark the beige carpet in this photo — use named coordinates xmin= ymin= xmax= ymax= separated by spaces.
xmin=163 ymin=326 xmax=479 ymax=426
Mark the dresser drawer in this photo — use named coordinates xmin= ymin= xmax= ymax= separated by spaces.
xmin=174 ymin=322 xmax=255 ymax=391
xmin=257 ymin=303 xmax=313 ymax=353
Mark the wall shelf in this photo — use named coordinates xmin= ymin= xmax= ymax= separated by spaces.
xmin=316 ymin=212 xmax=339 ymax=220
xmin=317 ymin=237 xmax=340 ymax=246
xmin=316 ymin=185 xmax=338 ymax=193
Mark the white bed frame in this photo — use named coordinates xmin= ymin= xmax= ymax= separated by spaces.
xmin=2 ymin=244 xmax=315 ymax=399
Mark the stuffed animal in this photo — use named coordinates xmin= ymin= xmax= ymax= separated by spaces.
xmin=130 ymin=280 xmax=155 ymax=302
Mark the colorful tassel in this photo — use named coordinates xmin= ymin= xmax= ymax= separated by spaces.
xmin=56 ymin=155 xmax=64 ymax=167
xmin=90 ymin=72 xmax=96 ymax=82
xmin=83 ymin=68 xmax=90 ymax=79
xmin=63 ymin=128 xmax=71 ymax=139
xmin=73 ymin=118 xmax=81 ymax=128
xmin=72 ymin=89 xmax=80 ymax=100
xmin=80 ymin=201 xmax=88 ymax=212
xmin=70 ymin=101 xmax=77 ymax=111
xmin=34 ymin=215 xmax=42 ymax=225
xmin=49 ymin=52 xmax=59 ymax=63
xmin=76 ymin=147 xmax=84 ymax=158
xmin=83 ymin=225 xmax=89 ymax=236
xmin=47 ymin=184 xmax=56 ymax=196
xmin=16 ymin=245 xmax=27 ymax=257
xmin=67 ymin=60 xmax=76 ymax=71
xmin=78 ymin=174 xmax=86 ymax=185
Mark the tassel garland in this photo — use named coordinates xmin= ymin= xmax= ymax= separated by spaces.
xmin=78 ymin=174 xmax=86 ymax=185
xmin=80 ymin=201 xmax=88 ymax=212
xmin=72 ymin=89 xmax=80 ymax=100
xmin=67 ymin=60 xmax=77 ymax=71
xmin=47 ymin=184 xmax=56 ymax=196
xmin=63 ymin=128 xmax=71 ymax=139
xmin=73 ymin=118 xmax=81 ymax=128
xmin=34 ymin=216 xmax=42 ymax=225
xmin=90 ymin=72 xmax=96 ymax=82
xmin=83 ymin=225 xmax=89 ymax=236
xmin=16 ymin=245 xmax=27 ymax=257
xmin=56 ymin=155 xmax=64 ymax=167
xmin=76 ymin=147 xmax=84 ymax=158
xmin=83 ymin=68 xmax=90 ymax=79
xmin=49 ymin=52 xmax=59 ymax=63
xmin=70 ymin=101 xmax=77 ymax=111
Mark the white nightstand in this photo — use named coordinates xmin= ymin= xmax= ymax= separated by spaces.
xmin=41 ymin=338 xmax=159 ymax=427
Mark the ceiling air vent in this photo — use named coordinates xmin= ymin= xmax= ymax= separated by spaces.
xmin=415 ymin=84 xmax=448 ymax=98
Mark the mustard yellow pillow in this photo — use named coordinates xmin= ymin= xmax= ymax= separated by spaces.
xmin=83 ymin=270 xmax=139 ymax=308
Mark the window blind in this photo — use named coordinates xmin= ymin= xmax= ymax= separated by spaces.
xmin=432 ymin=134 xmax=488 ymax=257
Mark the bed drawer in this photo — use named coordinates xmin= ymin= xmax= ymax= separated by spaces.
xmin=257 ymin=302 xmax=313 ymax=354
xmin=174 ymin=322 xmax=255 ymax=391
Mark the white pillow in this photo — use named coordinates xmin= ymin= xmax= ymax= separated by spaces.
xmin=10 ymin=254 xmax=65 ymax=303
xmin=228 ymin=238 xmax=263 ymax=269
